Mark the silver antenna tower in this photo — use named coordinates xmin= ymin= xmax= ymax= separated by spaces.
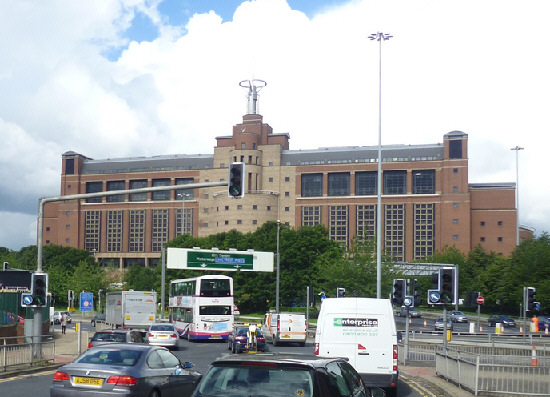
xmin=239 ymin=79 xmax=267 ymax=114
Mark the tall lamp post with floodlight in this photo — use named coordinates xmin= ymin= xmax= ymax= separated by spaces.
xmin=369 ymin=31 xmax=392 ymax=299
xmin=511 ymin=146 xmax=524 ymax=246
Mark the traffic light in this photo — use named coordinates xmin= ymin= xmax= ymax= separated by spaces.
xmin=392 ymin=279 xmax=405 ymax=306
xmin=337 ymin=287 xmax=346 ymax=298
xmin=31 ymin=272 xmax=48 ymax=306
xmin=439 ymin=267 xmax=455 ymax=305
xmin=527 ymin=287 xmax=536 ymax=312
xmin=228 ymin=162 xmax=245 ymax=198
xmin=409 ymin=279 xmax=421 ymax=307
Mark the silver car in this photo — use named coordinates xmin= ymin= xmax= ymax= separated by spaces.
xmin=449 ymin=310 xmax=468 ymax=323
xmin=50 ymin=344 xmax=201 ymax=397
xmin=147 ymin=323 xmax=179 ymax=350
xmin=434 ymin=317 xmax=453 ymax=331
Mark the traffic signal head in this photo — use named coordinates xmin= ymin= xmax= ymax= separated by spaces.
xmin=392 ymin=279 xmax=405 ymax=306
xmin=439 ymin=268 xmax=455 ymax=305
xmin=527 ymin=287 xmax=536 ymax=311
xmin=337 ymin=287 xmax=346 ymax=298
xmin=410 ymin=279 xmax=421 ymax=307
xmin=228 ymin=162 xmax=245 ymax=198
xmin=31 ymin=272 xmax=48 ymax=306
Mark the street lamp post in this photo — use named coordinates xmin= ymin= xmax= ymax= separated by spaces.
xmin=511 ymin=146 xmax=524 ymax=246
xmin=276 ymin=220 xmax=280 ymax=312
xmin=369 ymin=31 xmax=392 ymax=299
xmin=177 ymin=193 xmax=190 ymax=235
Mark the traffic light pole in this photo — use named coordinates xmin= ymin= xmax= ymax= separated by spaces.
xmin=523 ymin=286 xmax=527 ymax=343
xmin=35 ymin=180 xmax=228 ymax=359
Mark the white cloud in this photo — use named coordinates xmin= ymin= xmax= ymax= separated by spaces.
xmin=1 ymin=0 xmax=549 ymax=250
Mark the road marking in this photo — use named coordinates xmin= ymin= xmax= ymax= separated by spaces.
xmin=401 ymin=374 xmax=439 ymax=397
xmin=0 ymin=369 xmax=57 ymax=383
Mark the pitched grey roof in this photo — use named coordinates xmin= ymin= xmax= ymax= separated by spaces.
xmin=281 ymin=143 xmax=444 ymax=166
xmin=80 ymin=154 xmax=214 ymax=175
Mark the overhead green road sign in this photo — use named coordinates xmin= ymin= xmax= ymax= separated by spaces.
xmin=167 ymin=247 xmax=274 ymax=272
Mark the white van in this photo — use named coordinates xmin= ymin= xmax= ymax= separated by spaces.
xmin=261 ymin=312 xmax=307 ymax=346
xmin=314 ymin=297 xmax=398 ymax=397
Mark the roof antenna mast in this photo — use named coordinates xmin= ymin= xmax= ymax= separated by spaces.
xmin=239 ymin=79 xmax=267 ymax=115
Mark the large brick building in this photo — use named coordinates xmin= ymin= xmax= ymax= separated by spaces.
xmin=43 ymin=84 xmax=521 ymax=268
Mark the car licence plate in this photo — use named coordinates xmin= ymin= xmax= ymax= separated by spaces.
xmin=74 ymin=377 xmax=103 ymax=386
xmin=282 ymin=335 xmax=290 ymax=338
xmin=157 ymin=334 xmax=168 ymax=338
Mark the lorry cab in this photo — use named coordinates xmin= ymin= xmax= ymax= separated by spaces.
xmin=261 ymin=312 xmax=307 ymax=347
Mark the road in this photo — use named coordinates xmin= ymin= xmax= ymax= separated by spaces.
xmin=0 ymin=334 xmax=432 ymax=397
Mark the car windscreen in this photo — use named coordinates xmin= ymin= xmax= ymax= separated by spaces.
xmin=194 ymin=365 xmax=314 ymax=396
xmin=76 ymin=349 xmax=142 ymax=366
xmin=91 ymin=332 xmax=126 ymax=342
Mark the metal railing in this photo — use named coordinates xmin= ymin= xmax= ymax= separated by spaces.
xmin=402 ymin=339 xmax=550 ymax=395
xmin=0 ymin=335 xmax=55 ymax=372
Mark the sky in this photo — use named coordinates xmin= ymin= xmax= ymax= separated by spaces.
xmin=1 ymin=0 xmax=549 ymax=251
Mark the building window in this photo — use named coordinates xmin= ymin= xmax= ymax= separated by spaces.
xmin=412 ymin=170 xmax=435 ymax=194
xmin=107 ymin=210 xmax=123 ymax=252
xmin=203 ymin=208 xmax=209 ymax=213
xmin=453 ymin=168 xmax=459 ymax=173
xmin=129 ymin=210 xmax=146 ymax=252
xmin=414 ymin=203 xmax=435 ymax=260
xmin=253 ymin=205 xmax=257 ymax=210
xmin=329 ymin=205 xmax=349 ymax=246
xmin=498 ymin=221 xmax=503 ymax=226
xmin=130 ymin=180 xmax=148 ymax=201
xmin=152 ymin=179 xmax=171 ymax=201
xmin=225 ymin=220 xmax=229 ymax=225
xmin=285 ymin=191 xmax=290 ymax=197
xmin=453 ymin=219 xmax=459 ymax=224
xmin=175 ymin=178 xmax=194 ymax=200
xmin=66 ymin=225 xmax=70 ymax=229
xmin=107 ymin=180 xmax=125 ymax=202
xmin=203 ymin=223 xmax=208 ymax=227
xmin=84 ymin=211 xmax=101 ymax=252
xmin=269 ymin=177 xmax=274 ymax=182
xmin=285 ymin=177 xmax=290 ymax=182
xmin=453 ymin=235 xmax=459 ymax=240
xmin=65 ymin=158 xmax=75 ymax=175
xmin=267 ymin=206 xmax=271 ymax=211
xmin=237 ymin=220 xmax=242 ymax=225
xmin=453 ymin=203 xmax=459 ymax=208
xmin=328 ymin=173 xmax=350 ymax=196
xmin=86 ymin=181 xmax=103 ymax=203
xmin=498 ymin=237 xmax=503 ymax=242
xmin=241 ymin=143 xmax=246 ymax=149
xmin=480 ymin=237 xmax=485 ymax=242
xmin=66 ymin=211 xmax=71 ymax=216
xmin=449 ymin=140 xmax=462 ymax=159
xmin=385 ymin=204 xmax=405 ymax=261
xmin=285 ymin=207 xmax=290 ymax=212
xmin=66 ymin=238 xmax=70 ymax=243
xmin=204 ymin=194 xmax=209 ymax=199
xmin=384 ymin=171 xmax=407 ymax=195
xmin=253 ymin=220 xmax=258 ymax=225
xmin=269 ymin=162 xmax=274 ymax=166
xmin=302 ymin=206 xmax=321 ymax=226
xmin=453 ymin=186 xmax=459 ymax=192
xmin=237 ymin=205 xmax=242 ymax=210
xmin=357 ymin=205 xmax=376 ymax=242
xmin=46 ymin=227 xmax=50 ymax=231
xmin=225 ymin=206 xmax=229 ymax=210
xmin=355 ymin=171 xmax=377 ymax=196
xmin=152 ymin=209 xmax=169 ymax=252
xmin=301 ymin=173 xmax=323 ymax=197
xmin=481 ymin=221 xmax=485 ymax=226
xmin=176 ymin=207 xmax=192 ymax=236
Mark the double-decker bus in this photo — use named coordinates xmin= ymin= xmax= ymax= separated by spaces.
xmin=169 ymin=275 xmax=234 ymax=341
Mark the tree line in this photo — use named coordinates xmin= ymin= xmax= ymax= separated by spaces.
xmin=1 ymin=224 xmax=549 ymax=315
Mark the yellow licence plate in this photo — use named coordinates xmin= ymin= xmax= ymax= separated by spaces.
xmin=157 ymin=335 xmax=168 ymax=338
xmin=74 ymin=377 xmax=103 ymax=386
xmin=282 ymin=335 xmax=291 ymax=338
